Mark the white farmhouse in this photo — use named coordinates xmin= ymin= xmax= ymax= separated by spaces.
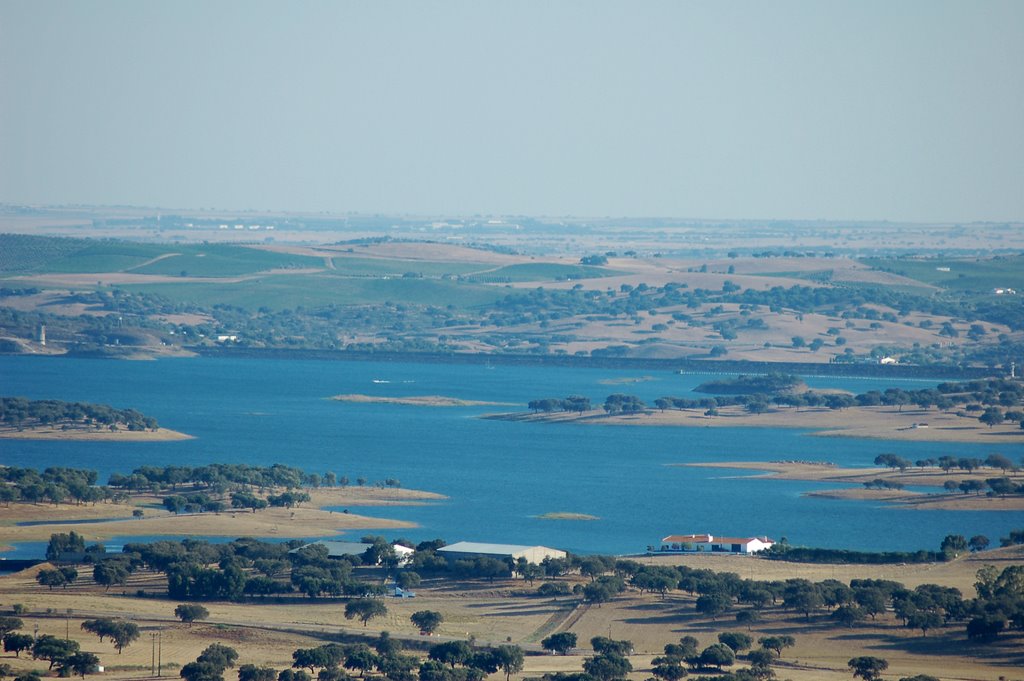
xmin=659 ymin=534 xmax=775 ymax=555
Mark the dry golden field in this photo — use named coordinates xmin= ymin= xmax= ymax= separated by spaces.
xmin=0 ymin=546 xmax=1021 ymax=681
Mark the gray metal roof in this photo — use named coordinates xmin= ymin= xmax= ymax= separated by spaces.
xmin=290 ymin=540 xmax=370 ymax=556
xmin=437 ymin=541 xmax=560 ymax=555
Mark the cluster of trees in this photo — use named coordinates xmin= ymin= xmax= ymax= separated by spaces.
xmin=181 ymin=643 xmax=240 ymax=681
xmin=527 ymin=396 xmax=591 ymax=414
xmin=0 ymin=467 xmax=124 ymax=507
xmin=651 ymin=391 xmax=858 ymax=415
xmin=526 ymin=394 xmax=648 ymax=415
xmin=160 ymin=490 xmax=314 ymax=515
xmin=968 ymin=564 xmax=1024 ymax=640
xmin=108 ymin=463 xmax=317 ymax=493
xmin=602 ymin=394 xmax=645 ymax=414
xmin=694 ymin=373 xmax=802 ymax=395
xmin=35 ymin=566 xmax=78 ymax=589
xmin=78 ymin=536 xmax=421 ymax=601
xmin=0 ymin=617 xmax=100 ymax=678
xmin=0 ymin=462 xmax=346 ymax=512
xmin=104 ymin=462 xmax=394 ymax=500
xmin=764 ymin=542 xmax=944 ymax=565
xmin=80 ymin=618 xmax=140 ymax=653
xmin=0 ymin=397 xmax=158 ymax=432
xmin=270 ymin=635 xmax=525 ymax=681
xmin=648 ymin=378 xmax=1024 ymax=426
xmin=522 ymin=556 xmax=1024 ymax=645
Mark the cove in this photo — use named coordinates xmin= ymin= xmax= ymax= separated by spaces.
xmin=1 ymin=355 xmax=1020 ymax=555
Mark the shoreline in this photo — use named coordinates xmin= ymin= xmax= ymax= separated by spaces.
xmin=483 ymin=404 xmax=1024 ymax=443
xmin=183 ymin=347 xmax=998 ymax=380
xmin=681 ymin=461 xmax=1024 ymax=511
xmin=0 ymin=486 xmax=446 ymax=549
xmin=0 ymin=426 xmax=193 ymax=441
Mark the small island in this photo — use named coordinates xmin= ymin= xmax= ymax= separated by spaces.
xmin=0 ymin=396 xmax=191 ymax=441
xmin=331 ymin=394 xmax=514 ymax=407
xmin=694 ymin=372 xmax=805 ymax=394
xmin=536 ymin=512 xmax=600 ymax=521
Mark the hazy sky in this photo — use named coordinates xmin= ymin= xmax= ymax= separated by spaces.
xmin=2 ymin=1 xmax=1022 ymax=222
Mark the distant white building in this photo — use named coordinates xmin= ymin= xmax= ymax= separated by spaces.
xmin=437 ymin=541 xmax=566 ymax=565
xmin=659 ymin=534 xmax=775 ymax=555
xmin=879 ymin=356 xmax=899 ymax=365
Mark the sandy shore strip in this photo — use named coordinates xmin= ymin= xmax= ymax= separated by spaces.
xmin=0 ymin=426 xmax=193 ymax=441
xmin=804 ymin=487 xmax=1024 ymax=510
xmin=680 ymin=461 xmax=1024 ymax=510
xmin=0 ymin=486 xmax=445 ymax=547
xmin=331 ymin=394 xmax=516 ymax=407
xmin=484 ymin=404 xmax=1024 ymax=443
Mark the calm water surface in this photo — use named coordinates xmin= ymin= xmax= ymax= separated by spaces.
xmin=1 ymin=356 xmax=1020 ymax=556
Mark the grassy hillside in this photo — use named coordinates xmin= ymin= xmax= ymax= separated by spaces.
xmin=327 ymin=255 xmax=487 ymax=278
xmin=467 ymin=262 xmax=621 ymax=282
xmin=129 ymin=244 xmax=323 ymax=277
xmin=0 ymin=235 xmax=324 ymax=276
xmin=0 ymin=234 xmax=96 ymax=273
xmin=863 ymin=255 xmax=1024 ymax=292
xmin=122 ymin=273 xmax=506 ymax=311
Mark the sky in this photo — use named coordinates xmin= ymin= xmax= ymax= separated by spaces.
xmin=1 ymin=1 xmax=1022 ymax=222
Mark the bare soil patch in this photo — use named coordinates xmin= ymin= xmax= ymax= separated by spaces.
xmin=0 ymin=425 xmax=192 ymax=441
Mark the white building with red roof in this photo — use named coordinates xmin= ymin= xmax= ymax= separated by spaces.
xmin=659 ymin=534 xmax=774 ymax=554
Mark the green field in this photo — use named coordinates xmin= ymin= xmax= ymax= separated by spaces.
xmin=466 ymin=262 xmax=624 ymax=282
xmin=121 ymin=273 xmax=507 ymax=311
xmin=326 ymin=256 xmax=488 ymax=278
xmin=0 ymin=236 xmax=327 ymax=277
xmin=0 ymin=235 xmax=153 ymax=273
xmin=757 ymin=269 xmax=835 ymax=282
xmin=130 ymin=245 xmax=324 ymax=277
xmin=862 ymin=255 xmax=1024 ymax=292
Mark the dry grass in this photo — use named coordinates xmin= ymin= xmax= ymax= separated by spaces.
xmin=0 ymin=426 xmax=192 ymax=442
xmin=0 ymin=487 xmax=444 ymax=547
xmin=1 ymin=547 xmax=1021 ymax=681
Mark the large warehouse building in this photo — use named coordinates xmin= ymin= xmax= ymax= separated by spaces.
xmin=437 ymin=541 xmax=567 ymax=564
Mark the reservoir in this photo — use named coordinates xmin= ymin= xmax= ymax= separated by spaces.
xmin=1 ymin=355 xmax=1020 ymax=555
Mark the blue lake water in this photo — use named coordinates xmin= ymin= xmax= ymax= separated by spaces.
xmin=1 ymin=355 xmax=1021 ymax=556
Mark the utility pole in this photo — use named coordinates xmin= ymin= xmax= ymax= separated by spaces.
xmin=151 ymin=632 xmax=156 ymax=676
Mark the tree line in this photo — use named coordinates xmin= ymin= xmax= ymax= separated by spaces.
xmin=531 ymin=377 xmax=1024 ymax=432
xmin=0 ymin=397 xmax=158 ymax=432
xmin=0 ymin=467 xmax=124 ymax=507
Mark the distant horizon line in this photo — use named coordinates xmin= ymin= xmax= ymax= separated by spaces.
xmin=2 ymin=201 xmax=1021 ymax=226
